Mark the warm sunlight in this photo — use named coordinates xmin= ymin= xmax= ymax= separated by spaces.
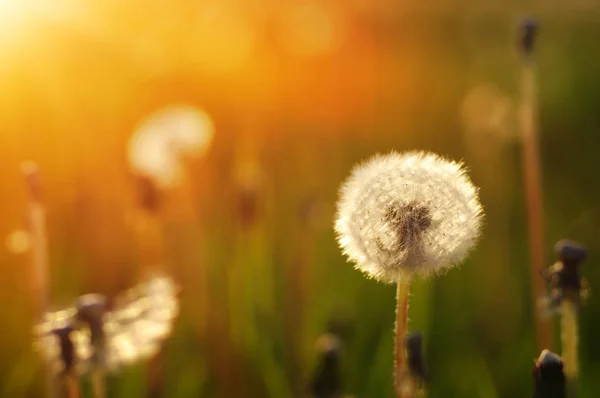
xmin=0 ymin=0 xmax=27 ymax=32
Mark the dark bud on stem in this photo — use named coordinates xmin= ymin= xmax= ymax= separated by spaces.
xmin=75 ymin=294 xmax=108 ymax=366
xmin=237 ymin=183 xmax=260 ymax=231
xmin=136 ymin=175 xmax=161 ymax=213
xmin=555 ymin=239 xmax=587 ymax=265
xmin=519 ymin=17 xmax=539 ymax=58
xmin=53 ymin=324 xmax=76 ymax=376
xmin=406 ymin=331 xmax=427 ymax=384
xmin=532 ymin=349 xmax=566 ymax=398
xmin=309 ymin=333 xmax=343 ymax=398
xmin=542 ymin=240 xmax=588 ymax=307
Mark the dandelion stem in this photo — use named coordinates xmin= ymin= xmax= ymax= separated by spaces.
xmin=561 ymin=299 xmax=578 ymax=398
xmin=91 ymin=370 xmax=106 ymax=398
xmin=22 ymin=162 xmax=56 ymax=398
xmin=394 ymin=276 xmax=414 ymax=398
xmin=520 ymin=52 xmax=552 ymax=352
xmin=65 ymin=375 xmax=80 ymax=398
xmin=22 ymin=161 xmax=49 ymax=317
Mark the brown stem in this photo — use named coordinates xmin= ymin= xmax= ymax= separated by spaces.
xmin=394 ymin=277 xmax=413 ymax=398
xmin=132 ymin=176 xmax=166 ymax=398
xmin=520 ymin=63 xmax=552 ymax=351
xmin=22 ymin=161 xmax=49 ymax=317
xmin=66 ymin=375 xmax=80 ymax=398
xmin=22 ymin=162 xmax=56 ymax=398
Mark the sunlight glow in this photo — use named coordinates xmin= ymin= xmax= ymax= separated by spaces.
xmin=0 ymin=0 xmax=29 ymax=33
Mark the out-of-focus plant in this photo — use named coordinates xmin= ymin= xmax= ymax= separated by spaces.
xmin=533 ymin=349 xmax=566 ymax=398
xmin=34 ymin=276 xmax=179 ymax=398
xmin=518 ymin=17 xmax=553 ymax=352
xmin=541 ymin=240 xmax=588 ymax=398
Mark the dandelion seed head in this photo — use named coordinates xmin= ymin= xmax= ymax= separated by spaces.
xmin=128 ymin=105 xmax=214 ymax=188
xmin=103 ymin=276 xmax=179 ymax=370
xmin=34 ymin=276 xmax=179 ymax=374
xmin=335 ymin=151 xmax=484 ymax=283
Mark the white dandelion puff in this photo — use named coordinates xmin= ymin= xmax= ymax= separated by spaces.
xmin=34 ymin=276 xmax=179 ymax=375
xmin=128 ymin=105 xmax=215 ymax=188
xmin=335 ymin=151 xmax=484 ymax=283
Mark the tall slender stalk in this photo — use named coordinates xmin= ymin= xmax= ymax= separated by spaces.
xmin=132 ymin=176 xmax=166 ymax=398
xmin=22 ymin=162 xmax=55 ymax=398
xmin=394 ymin=277 xmax=414 ymax=398
xmin=65 ymin=375 xmax=80 ymax=398
xmin=561 ymin=299 xmax=578 ymax=398
xmin=520 ymin=33 xmax=552 ymax=351
xmin=91 ymin=370 xmax=106 ymax=398
xmin=23 ymin=161 xmax=49 ymax=318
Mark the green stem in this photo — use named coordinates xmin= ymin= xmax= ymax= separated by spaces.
xmin=91 ymin=369 xmax=106 ymax=398
xmin=561 ymin=299 xmax=578 ymax=398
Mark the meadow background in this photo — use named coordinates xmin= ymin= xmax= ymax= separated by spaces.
xmin=0 ymin=1 xmax=599 ymax=397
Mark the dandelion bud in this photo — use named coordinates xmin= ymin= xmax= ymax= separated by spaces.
xmin=533 ymin=349 xmax=566 ymax=398
xmin=135 ymin=174 xmax=161 ymax=213
xmin=335 ymin=151 xmax=483 ymax=283
xmin=405 ymin=331 xmax=427 ymax=384
xmin=543 ymin=240 xmax=588 ymax=307
xmin=519 ymin=17 xmax=538 ymax=58
xmin=310 ymin=333 xmax=343 ymax=398
xmin=75 ymin=294 xmax=108 ymax=366
xmin=555 ymin=240 xmax=587 ymax=266
xmin=52 ymin=324 xmax=76 ymax=375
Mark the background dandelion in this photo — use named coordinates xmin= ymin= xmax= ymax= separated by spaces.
xmin=34 ymin=276 xmax=179 ymax=377
xmin=128 ymin=104 xmax=214 ymax=189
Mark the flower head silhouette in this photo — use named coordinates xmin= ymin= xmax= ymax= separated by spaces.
xmin=335 ymin=151 xmax=484 ymax=283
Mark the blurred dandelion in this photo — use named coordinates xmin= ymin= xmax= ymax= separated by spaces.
xmin=34 ymin=276 xmax=179 ymax=395
xmin=335 ymin=151 xmax=483 ymax=397
xmin=128 ymin=104 xmax=214 ymax=189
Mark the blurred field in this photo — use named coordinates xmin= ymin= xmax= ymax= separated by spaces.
xmin=1 ymin=1 xmax=600 ymax=397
